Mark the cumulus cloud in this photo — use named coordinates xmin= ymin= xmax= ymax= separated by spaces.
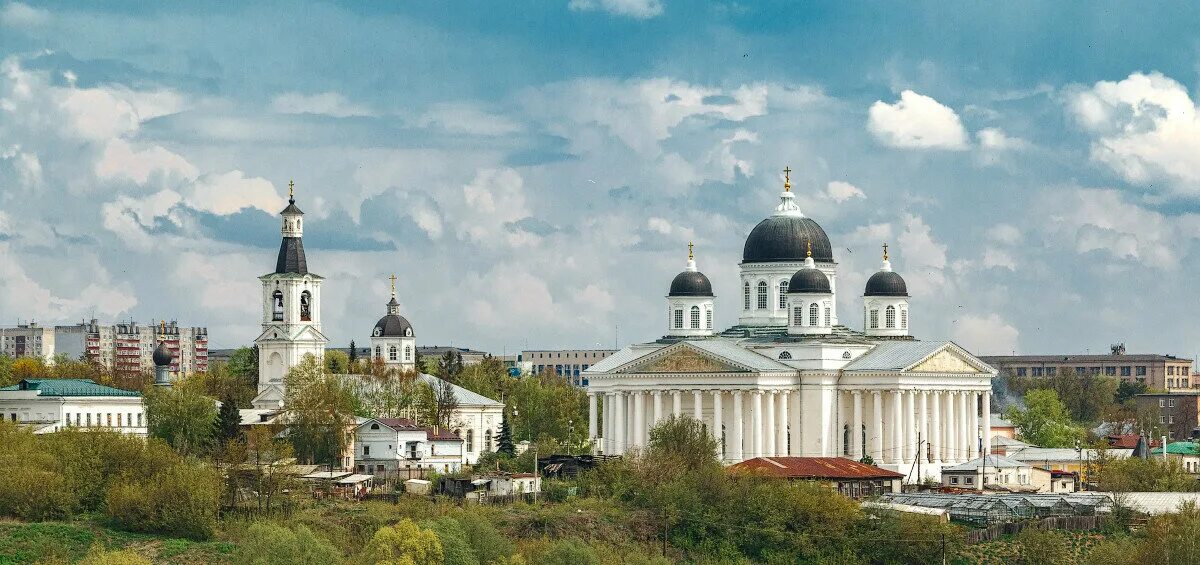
xmin=982 ymin=248 xmax=1016 ymax=270
xmin=95 ymin=139 xmax=198 ymax=184
xmin=986 ymin=223 xmax=1022 ymax=245
xmin=976 ymin=127 xmax=1027 ymax=151
xmin=1068 ymin=72 xmax=1200 ymax=194
xmin=416 ymin=103 xmax=523 ymax=135
xmin=825 ymin=180 xmax=865 ymax=202
xmin=952 ymin=313 xmax=1019 ymax=355
xmin=568 ymin=0 xmax=663 ymax=19
xmin=0 ymin=2 xmax=48 ymax=27
xmin=184 ymin=171 xmax=285 ymax=216
xmin=867 ymin=90 xmax=968 ymax=150
xmin=270 ymin=91 xmax=372 ymax=117
xmin=457 ymin=168 xmax=538 ymax=248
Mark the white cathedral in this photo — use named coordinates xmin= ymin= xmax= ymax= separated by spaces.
xmin=584 ymin=171 xmax=997 ymax=481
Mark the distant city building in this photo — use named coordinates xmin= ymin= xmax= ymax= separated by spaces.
xmin=520 ymin=349 xmax=617 ymax=386
xmin=980 ymin=344 xmax=1193 ymax=391
xmin=0 ymin=378 xmax=146 ymax=436
xmin=1 ymin=319 xmax=208 ymax=376
xmin=418 ymin=346 xmax=490 ymax=366
xmin=0 ymin=322 xmax=55 ymax=361
xmin=1135 ymin=392 xmax=1200 ymax=441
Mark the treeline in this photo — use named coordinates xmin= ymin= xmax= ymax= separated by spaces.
xmin=0 ymin=422 xmax=220 ymax=539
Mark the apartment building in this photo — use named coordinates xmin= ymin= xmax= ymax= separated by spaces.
xmin=980 ymin=345 xmax=1193 ymax=390
xmin=3 ymin=320 xmax=209 ymax=376
xmin=519 ymin=349 xmax=617 ymax=386
xmin=1136 ymin=392 xmax=1200 ymax=442
xmin=0 ymin=322 xmax=55 ymax=361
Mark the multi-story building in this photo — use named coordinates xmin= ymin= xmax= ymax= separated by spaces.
xmin=0 ymin=322 xmax=55 ymax=361
xmin=0 ymin=378 xmax=146 ymax=436
xmin=1135 ymin=392 xmax=1200 ymax=442
xmin=519 ymin=349 xmax=617 ymax=386
xmin=48 ymin=319 xmax=208 ymax=376
xmin=980 ymin=345 xmax=1193 ymax=391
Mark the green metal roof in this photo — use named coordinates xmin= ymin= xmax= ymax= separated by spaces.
xmin=1150 ymin=441 xmax=1200 ymax=456
xmin=0 ymin=379 xmax=140 ymax=397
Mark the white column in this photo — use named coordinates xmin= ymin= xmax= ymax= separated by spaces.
xmin=693 ymin=389 xmax=703 ymax=422
xmin=918 ymin=390 xmax=929 ymax=464
xmin=672 ymin=390 xmax=682 ymax=417
xmin=588 ymin=393 xmax=598 ymax=446
xmin=789 ymin=388 xmax=802 ymax=456
xmin=777 ymin=390 xmax=789 ymax=456
xmin=930 ymin=391 xmax=942 ymax=464
xmin=871 ymin=391 xmax=883 ymax=463
xmin=614 ymin=392 xmax=626 ymax=455
xmin=907 ymin=390 xmax=918 ymax=463
xmin=713 ymin=390 xmax=724 ymax=458
xmin=601 ymin=393 xmax=611 ymax=454
xmin=731 ymin=390 xmax=744 ymax=461
xmin=751 ymin=391 xmax=764 ymax=459
xmin=943 ymin=391 xmax=955 ymax=462
xmin=652 ymin=391 xmax=663 ymax=427
xmin=891 ymin=391 xmax=903 ymax=463
xmin=633 ymin=391 xmax=645 ymax=449
xmin=851 ymin=390 xmax=863 ymax=460
xmin=626 ymin=392 xmax=636 ymax=452
xmin=982 ymin=391 xmax=992 ymax=457
xmin=969 ymin=391 xmax=980 ymax=459
xmin=961 ymin=391 xmax=972 ymax=461
xmin=768 ymin=393 xmax=777 ymax=460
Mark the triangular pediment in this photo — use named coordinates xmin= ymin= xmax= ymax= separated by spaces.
xmin=252 ymin=385 xmax=284 ymax=409
xmin=906 ymin=345 xmax=987 ymax=374
xmin=619 ymin=343 xmax=746 ymax=374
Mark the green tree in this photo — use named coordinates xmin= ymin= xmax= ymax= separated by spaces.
xmin=0 ymin=354 xmax=14 ymax=387
xmin=143 ymin=384 xmax=218 ymax=456
xmin=1016 ymin=527 xmax=1074 ymax=565
xmin=104 ymin=461 xmax=221 ymax=540
xmin=348 ymin=340 xmax=358 ymax=366
xmin=425 ymin=517 xmax=479 ymax=565
xmin=537 ymin=539 xmax=599 ymax=565
xmin=325 ymin=349 xmax=349 ymax=374
xmin=233 ymin=522 xmax=341 ymax=565
xmin=437 ymin=350 xmax=464 ymax=380
xmin=216 ymin=392 xmax=243 ymax=445
xmin=227 ymin=346 xmax=258 ymax=383
xmin=1004 ymin=389 xmax=1085 ymax=448
xmin=1115 ymin=379 xmax=1149 ymax=405
xmin=646 ymin=415 xmax=719 ymax=469
xmin=416 ymin=377 xmax=460 ymax=430
xmin=497 ymin=410 xmax=516 ymax=457
xmin=363 ymin=519 xmax=444 ymax=565
xmin=283 ymin=354 xmax=356 ymax=467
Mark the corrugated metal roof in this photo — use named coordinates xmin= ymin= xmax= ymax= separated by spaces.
xmin=730 ymin=457 xmax=904 ymax=479
xmin=686 ymin=340 xmax=794 ymax=372
xmin=942 ymin=454 xmax=1028 ymax=471
xmin=841 ymin=341 xmax=948 ymax=371
xmin=417 ymin=373 xmax=503 ymax=406
xmin=583 ymin=344 xmax=665 ymax=373
xmin=1151 ymin=442 xmax=1200 ymax=456
xmin=0 ymin=379 xmax=140 ymax=397
xmin=1006 ymin=447 xmax=1131 ymax=462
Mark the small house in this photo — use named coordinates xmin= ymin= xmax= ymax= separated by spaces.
xmin=729 ymin=457 xmax=903 ymax=498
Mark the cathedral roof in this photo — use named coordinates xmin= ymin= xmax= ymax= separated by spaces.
xmin=281 ymin=196 xmax=304 ymax=216
xmin=864 ymin=270 xmax=908 ymax=297
xmin=787 ymin=266 xmax=831 ymax=294
xmin=743 ymin=215 xmax=833 ymax=263
xmin=373 ymin=314 xmax=414 ymax=338
xmin=275 ymin=236 xmax=308 ymax=275
xmin=152 ymin=341 xmax=172 ymax=367
xmin=669 ymin=270 xmax=714 ymax=297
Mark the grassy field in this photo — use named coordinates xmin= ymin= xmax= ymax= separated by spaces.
xmin=0 ymin=519 xmax=235 ymax=564
xmin=955 ymin=530 xmax=1110 ymax=564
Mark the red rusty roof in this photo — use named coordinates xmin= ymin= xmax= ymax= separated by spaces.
xmin=729 ymin=457 xmax=904 ymax=480
xmin=1106 ymin=434 xmax=1160 ymax=449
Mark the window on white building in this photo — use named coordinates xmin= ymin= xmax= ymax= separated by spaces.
xmin=300 ymin=291 xmax=312 ymax=321
xmin=389 ymin=346 xmax=398 ymax=361
xmin=778 ymin=281 xmax=788 ymax=309
xmin=706 ymin=309 xmax=713 ymax=329
xmin=901 ymin=308 xmax=908 ymax=329
xmin=824 ymin=306 xmax=831 ymax=327
xmin=869 ymin=309 xmax=879 ymax=329
xmin=793 ymin=306 xmax=803 ymax=326
xmin=690 ymin=306 xmax=701 ymax=329
xmin=674 ymin=309 xmax=684 ymax=329
xmin=756 ymin=281 xmax=768 ymax=310
xmin=272 ymin=290 xmax=284 ymax=321
xmin=405 ymin=346 xmax=412 ymax=361
xmin=809 ymin=303 xmax=820 ymax=327
xmin=885 ymin=305 xmax=896 ymax=328
xmin=467 ymin=429 xmax=474 ymax=452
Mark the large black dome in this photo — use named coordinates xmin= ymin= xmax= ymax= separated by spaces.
xmin=864 ymin=270 xmax=908 ymax=297
xmin=669 ymin=271 xmax=713 ymax=297
xmin=743 ymin=216 xmax=834 ymax=263
xmin=152 ymin=341 xmax=172 ymax=367
xmin=788 ymin=267 xmax=831 ymax=294
xmin=373 ymin=314 xmax=414 ymax=337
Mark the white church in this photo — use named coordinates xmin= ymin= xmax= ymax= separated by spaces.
xmin=251 ymin=184 xmax=502 ymax=464
xmin=584 ymin=171 xmax=997 ymax=481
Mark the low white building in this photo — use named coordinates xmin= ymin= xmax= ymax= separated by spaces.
xmin=941 ymin=454 xmax=1067 ymax=492
xmin=355 ymin=417 xmax=466 ymax=474
xmin=0 ymin=378 xmax=146 ymax=436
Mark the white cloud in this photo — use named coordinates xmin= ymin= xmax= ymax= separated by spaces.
xmin=982 ymin=248 xmax=1016 ymax=270
xmin=173 ymin=251 xmax=260 ymax=312
xmin=568 ymin=0 xmax=663 ymax=19
xmin=95 ymin=139 xmax=198 ymax=184
xmin=952 ymin=313 xmax=1019 ymax=355
xmin=457 ymin=167 xmax=538 ymax=248
xmin=897 ymin=214 xmax=947 ymax=270
xmin=100 ymin=190 xmax=182 ymax=251
xmin=270 ymin=91 xmax=372 ymax=117
xmin=183 ymin=171 xmax=285 ymax=216
xmin=1068 ymin=72 xmax=1200 ymax=194
xmin=867 ymin=90 xmax=968 ymax=150
xmin=825 ymin=180 xmax=865 ymax=202
xmin=646 ymin=216 xmax=696 ymax=242
xmin=416 ymin=103 xmax=523 ymax=135
xmin=986 ymin=223 xmax=1022 ymax=245
xmin=976 ymin=127 xmax=1027 ymax=151
xmin=0 ymin=2 xmax=48 ymax=27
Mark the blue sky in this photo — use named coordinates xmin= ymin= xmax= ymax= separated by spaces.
xmin=3 ymin=1 xmax=1200 ymax=358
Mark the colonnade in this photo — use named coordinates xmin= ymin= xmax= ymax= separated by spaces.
xmin=587 ymin=387 xmax=992 ymax=468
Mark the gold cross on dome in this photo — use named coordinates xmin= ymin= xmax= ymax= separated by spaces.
xmin=389 ymin=274 xmax=397 ymax=296
xmin=288 ymin=180 xmax=295 ymax=199
xmin=783 ymin=166 xmax=792 ymax=191
xmin=883 ymin=243 xmax=889 ymax=261
xmin=688 ymin=241 xmax=694 ymax=261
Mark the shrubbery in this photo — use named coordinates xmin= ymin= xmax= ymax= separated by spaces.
xmin=231 ymin=522 xmax=341 ymax=565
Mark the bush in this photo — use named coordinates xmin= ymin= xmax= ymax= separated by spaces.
xmin=536 ymin=539 xmax=600 ymax=565
xmin=363 ymin=519 xmax=443 ymax=565
xmin=453 ymin=511 xmax=514 ymax=564
xmin=425 ymin=517 xmax=478 ymax=565
xmin=105 ymin=463 xmax=221 ymax=540
xmin=1016 ymin=527 xmax=1073 ymax=565
xmin=233 ymin=522 xmax=341 ymax=565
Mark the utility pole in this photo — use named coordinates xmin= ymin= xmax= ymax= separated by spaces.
xmin=941 ymin=533 xmax=946 ymax=565
xmin=916 ymin=431 xmax=921 ymax=484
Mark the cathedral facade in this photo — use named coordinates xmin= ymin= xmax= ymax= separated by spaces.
xmin=584 ymin=173 xmax=996 ymax=482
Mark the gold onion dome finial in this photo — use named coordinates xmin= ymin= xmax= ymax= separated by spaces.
xmin=806 ymin=240 xmax=812 ymax=258
xmin=783 ymin=166 xmax=792 ymax=192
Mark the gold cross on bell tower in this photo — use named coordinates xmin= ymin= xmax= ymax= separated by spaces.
xmin=288 ymin=180 xmax=295 ymax=200
xmin=783 ymin=166 xmax=792 ymax=192
xmin=389 ymin=274 xmax=397 ymax=297
xmin=882 ymin=243 xmax=889 ymax=261
xmin=688 ymin=241 xmax=694 ymax=261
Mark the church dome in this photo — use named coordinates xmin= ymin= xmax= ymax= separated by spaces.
xmin=743 ymin=216 xmax=834 ymax=263
xmin=864 ymin=270 xmax=908 ymax=297
xmin=669 ymin=271 xmax=713 ymax=297
xmin=152 ymin=341 xmax=172 ymax=367
xmin=373 ymin=313 xmax=414 ymax=338
xmin=788 ymin=266 xmax=831 ymax=294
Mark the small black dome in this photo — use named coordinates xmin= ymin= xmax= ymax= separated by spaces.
xmin=152 ymin=341 xmax=172 ymax=367
xmin=788 ymin=267 xmax=831 ymax=294
xmin=373 ymin=314 xmax=414 ymax=337
xmin=864 ymin=270 xmax=908 ymax=297
xmin=743 ymin=215 xmax=834 ymax=263
xmin=669 ymin=271 xmax=713 ymax=297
